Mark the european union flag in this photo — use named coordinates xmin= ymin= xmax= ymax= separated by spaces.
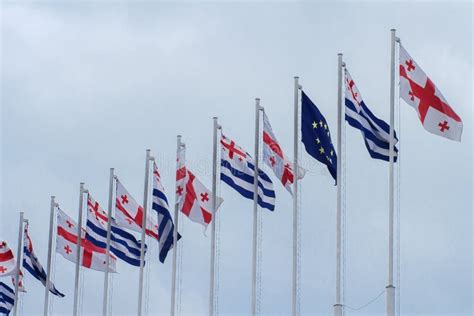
xmin=301 ymin=91 xmax=337 ymax=182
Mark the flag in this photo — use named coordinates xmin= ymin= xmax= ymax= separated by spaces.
xmin=176 ymin=145 xmax=223 ymax=227
xmin=262 ymin=112 xmax=305 ymax=194
xmin=86 ymin=194 xmax=146 ymax=267
xmin=399 ymin=44 xmax=462 ymax=141
xmin=115 ymin=179 xmax=159 ymax=240
xmin=0 ymin=241 xmax=16 ymax=277
xmin=56 ymin=208 xmax=117 ymax=272
xmin=10 ymin=270 xmax=25 ymax=293
xmin=345 ymin=69 xmax=399 ymax=161
xmin=301 ymin=91 xmax=337 ymax=182
xmin=152 ymin=163 xmax=180 ymax=263
xmin=220 ymin=134 xmax=276 ymax=211
xmin=0 ymin=282 xmax=14 ymax=316
xmin=22 ymin=225 xmax=64 ymax=297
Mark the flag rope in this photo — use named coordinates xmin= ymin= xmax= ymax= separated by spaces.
xmin=342 ymin=112 xmax=347 ymax=316
xmin=343 ymin=288 xmax=386 ymax=311
xmin=396 ymin=54 xmax=402 ymax=316
xmin=215 ymin=167 xmax=222 ymax=315
xmin=109 ymin=269 xmax=114 ymax=316
xmin=144 ymin=236 xmax=151 ymax=316
xmin=177 ymin=208 xmax=184 ymax=316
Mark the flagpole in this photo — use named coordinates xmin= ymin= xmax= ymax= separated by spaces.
xmin=334 ymin=53 xmax=344 ymax=316
xmin=73 ymin=182 xmax=86 ymax=316
xmin=103 ymin=168 xmax=115 ymax=316
xmin=209 ymin=117 xmax=219 ymax=316
xmin=292 ymin=76 xmax=300 ymax=316
xmin=387 ymin=28 xmax=397 ymax=316
xmin=251 ymin=98 xmax=263 ymax=316
xmin=170 ymin=135 xmax=182 ymax=316
xmin=44 ymin=196 xmax=57 ymax=316
xmin=13 ymin=211 xmax=25 ymax=316
xmin=138 ymin=149 xmax=152 ymax=316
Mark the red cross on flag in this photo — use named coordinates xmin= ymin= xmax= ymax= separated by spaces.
xmin=262 ymin=112 xmax=306 ymax=194
xmin=0 ymin=241 xmax=17 ymax=277
xmin=115 ymin=179 xmax=159 ymax=240
xmin=399 ymin=44 xmax=463 ymax=141
xmin=55 ymin=208 xmax=117 ymax=272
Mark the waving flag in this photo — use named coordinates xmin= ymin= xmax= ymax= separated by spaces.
xmin=220 ymin=134 xmax=276 ymax=211
xmin=345 ymin=69 xmax=398 ymax=161
xmin=0 ymin=282 xmax=14 ymax=316
xmin=301 ymin=91 xmax=337 ymax=182
xmin=262 ymin=112 xmax=305 ymax=194
xmin=152 ymin=163 xmax=179 ymax=263
xmin=86 ymin=195 xmax=146 ymax=267
xmin=23 ymin=225 xmax=64 ymax=297
xmin=115 ymin=179 xmax=159 ymax=240
xmin=176 ymin=145 xmax=223 ymax=227
xmin=56 ymin=208 xmax=117 ymax=272
xmin=399 ymin=44 xmax=462 ymax=141
xmin=0 ymin=242 xmax=16 ymax=277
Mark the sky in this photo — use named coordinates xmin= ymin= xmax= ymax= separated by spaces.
xmin=1 ymin=1 xmax=472 ymax=316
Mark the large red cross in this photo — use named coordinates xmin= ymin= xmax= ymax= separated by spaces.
xmin=221 ymin=139 xmax=246 ymax=159
xmin=281 ymin=164 xmax=294 ymax=186
xmin=400 ymin=65 xmax=461 ymax=124
xmin=64 ymin=245 xmax=72 ymax=255
xmin=88 ymin=199 xmax=108 ymax=223
xmin=0 ymin=266 xmax=6 ymax=273
xmin=438 ymin=121 xmax=449 ymax=132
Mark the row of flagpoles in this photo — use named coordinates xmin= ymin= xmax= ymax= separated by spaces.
xmin=1 ymin=29 xmax=463 ymax=316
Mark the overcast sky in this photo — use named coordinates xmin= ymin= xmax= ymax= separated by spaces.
xmin=1 ymin=1 xmax=472 ymax=316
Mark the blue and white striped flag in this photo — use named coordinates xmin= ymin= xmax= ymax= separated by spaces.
xmin=345 ymin=69 xmax=398 ymax=161
xmin=220 ymin=134 xmax=276 ymax=211
xmin=0 ymin=282 xmax=14 ymax=315
xmin=152 ymin=162 xmax=179 ymax=263
xmin=23 ymin=225 xmax=64 ymax=297
xmin=86 ymin=195 xmax=146 ymax=267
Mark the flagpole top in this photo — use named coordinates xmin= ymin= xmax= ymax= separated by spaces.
xmin=338 ymin=53 xmax=343 ymax=56
xmin=294 ymin=76 xmax=299 ymax=79
xmin=391 ymin=28 xmax=396 ymax=32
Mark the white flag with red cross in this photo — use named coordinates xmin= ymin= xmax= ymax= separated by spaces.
xmin=55 ymin=208 xmax=117 ymax=272
xmin=399 ymin=44 xmax=463 ymax=141
xmin=262 ymin=112 xmax=305 ymax=194
xmin=115 ymin=179 xmax=159 ymax=240
xmin=0 ymin=241 xmax=17 ymax=277
xmin=175 ymin=145 xmax=223 ymax=227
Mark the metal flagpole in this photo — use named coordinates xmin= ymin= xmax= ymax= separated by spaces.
xmin=334 ymin=53 xmax=344 ymax=316
xmin=138 ymin=150 xmax=152 ymax=316
xmin=292 ymin=76 xmax=301 ymax=316
xmin=73 ymin=182 xmax=86 ymax=316
xmin=387 ymin=28 xmax=398 ymax=316
xmin=103 ymin=168 xmax=115 ymax=316
xmin=44 ymin=196 xmax=57 ymax=316
xmin=13 ymin=211 xmax=26 ymax=316
xmin=252 ymin=98 xmax=263 ymax=316
xmin=171 ymin=135 xmax=182 ymax=316
xmin=209 ymin=117 xmax=219 ymax=316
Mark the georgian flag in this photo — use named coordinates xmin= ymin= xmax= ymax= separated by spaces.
xmin=0 ymin=241 xmax=17 ymax=277
xmin=262 ymin=112 xmax=305 ymax=194
xmin=175 ymin=145 xmax=223 ymax=227
xmin=399 ymin=44 xmax=462 ymax=141
xmin=115 ymin=179 xmax=159 ymax=240
xmin=0 ymin=281 xmax=15 ymax=316
xmin=220 ymin=134 xmax=276 ymax=211
xmin=23 ymin=225 xmax=64 ymax=297
xmin=86 ymin=194 xmax=146 ymax=267
xmin=56 ymin=208 xmax=117 ymax=272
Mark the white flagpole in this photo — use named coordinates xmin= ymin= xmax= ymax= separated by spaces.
xmin=387 ymin=28 xmax=398 ymax=316
xmin=334 ymin=53 xmax=344 ymax=316
xmin=170 ymin=135 xmax=182 ymax=316
xmin=103 ymin=168 xmax=115 ymax=316
xmin=209 ymin=117 xmax=219 ymax=316
xmin=292 ymin=76 xmax=301 ymax=316
xmin=13 ymin=211 xmax=26 ymax=316
xmin=138 ymin=149 xmax=152 ymax=316
xmin=73 ymin=182 xmax=86 ymax=316
xmin=44 ymin=196 xmax=57 ymax=316
xmin=252 ymin=98 xmax=263 ymax=316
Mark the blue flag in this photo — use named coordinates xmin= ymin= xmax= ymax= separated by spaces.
xmin=301 ymin=91 xmax=337 ymax=182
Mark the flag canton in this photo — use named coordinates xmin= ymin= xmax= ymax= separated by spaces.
xmin=301 ymin=91 xmax=337 ymax=182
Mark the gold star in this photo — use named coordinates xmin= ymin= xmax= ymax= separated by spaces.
xmin=312 ymin=121 xmax=318 ymax=129
xmin=319 ymin=120 xmax=324 ymax=127
xmin=319 ymin=147 xmax=325 ymax=154
xmin=324 ymin=124 xmax=328 ymax=130
xmin=316 ymin=138 xmax=321 ymax=144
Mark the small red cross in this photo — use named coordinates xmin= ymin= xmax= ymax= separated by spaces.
xmin=176 ymin=186 xmax=184 ymax=196
xmin=269 ymin=156 xmax=276 ymax=167
xmin=126 ymin=218 xmax=133 ymax=225
xmin=222 ymin=140 xmax=246 ymax=160
xmin=66 ymin=220 xmax=74 ymax=228
xmin=408 ymin=91 xmax=415 ymax=101
xmin=0 ymin=242 xmax=6 ymax=249
xmin=200 ymin=193 xmax=209 ymax=202
xmin=64 ymin=245 xmax=72 ymax=255
xmin=121 ymin=195 xmax=129 ymax=204
xmin=154 ymin=170 xmax=161 ymax=178
xmin=0 ymin=266 xmax=7 ymax=274
xmin=438 ymin=120 xmax=449 ymax=132
xmin=406 ymin=59 xmax=415 ymax=71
